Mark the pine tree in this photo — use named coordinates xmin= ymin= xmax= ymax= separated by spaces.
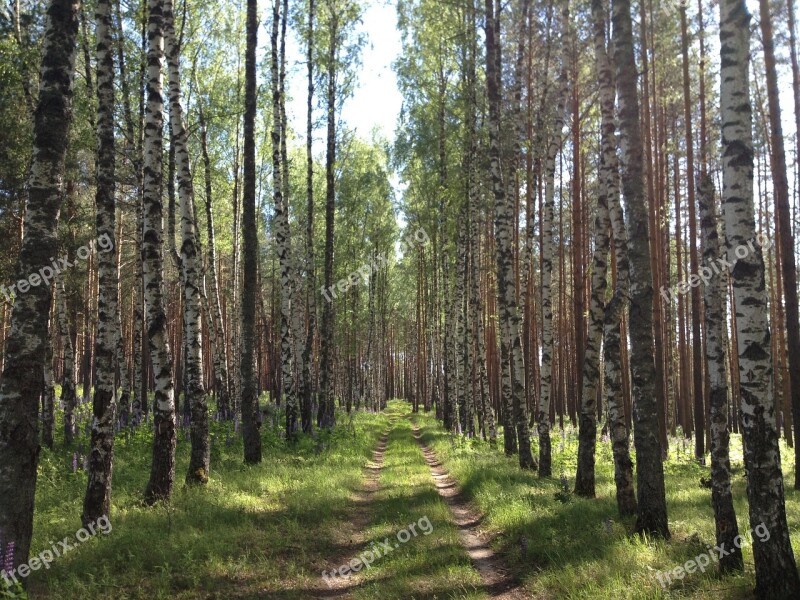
xmin=612 ymin=0 xmax=669 ymax=538
xmin=241 ymin=0 xmax=262 ymax=463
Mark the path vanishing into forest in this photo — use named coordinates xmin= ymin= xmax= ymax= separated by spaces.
xmin=307 ymin=406 xmax=526 ymax=599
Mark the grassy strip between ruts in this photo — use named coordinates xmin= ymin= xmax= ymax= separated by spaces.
xmin=345 ymin=401 xmax=484 ymax=599
xmin=414 ymin=407 xmax=800 ymax=599
xmin=26 ymin=401 xmax=389 ymax=600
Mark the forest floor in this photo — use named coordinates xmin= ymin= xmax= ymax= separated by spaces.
xmin=19 ymin=398 xmax=800 ymax=599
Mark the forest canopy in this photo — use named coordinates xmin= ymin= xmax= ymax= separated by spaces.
xmin=1 ymin=0 xmax=800 ymax=597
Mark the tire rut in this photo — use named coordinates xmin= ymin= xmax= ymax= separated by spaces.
xmin=411 ymin=422 xmax=529 ymax=600
xmin=313 ymin=417 xmax=397 ymax=598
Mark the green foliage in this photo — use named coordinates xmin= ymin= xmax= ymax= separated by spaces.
xmin=347 ymin=402 xmax=483 ymax=598
xmin=0 ymin=580 xmax=25 ymax=600
xmin=415 ymin=409 xmax=800 ymax=599
xmin=27 ymin=407 xmax=390 ymax=599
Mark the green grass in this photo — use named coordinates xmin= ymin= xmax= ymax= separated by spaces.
xmin=25 ymin=400 xmax=390 ymax=599
xmin=11 ymin=397 xmax=800 ymax=599
xmin=349 ymin=405 xmax=483 ymax=599
xmin=414 ymin=409 xmax=800 ymax=599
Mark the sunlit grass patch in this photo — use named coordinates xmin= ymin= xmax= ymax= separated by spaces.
xmin=416 ymin=409 xmax=800 ymax=599
xmin=27 ymin=402 xmax=389 ymax=599
xmin=351 ymin=403 xmax=484 ymax=599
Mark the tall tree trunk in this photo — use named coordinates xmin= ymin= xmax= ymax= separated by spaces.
xmin=508 ymin=0 xmax=534 ymax=467
xmin=0 ymin=0 xmax=79 ymax=571
xmin=115 ymin=214 xmax=130 ymax=427
xmin=241 ymin=0 xmax=262 ymax=463
xmin=302 ymin=0 xmax=316 ymax=434
xmin=231 ymin=117 xmax=242 ymax=417
xmin=318 ymin=0 xmax=338 ymax=429
xmin=598 ymin=30 xmax=637 ymax=512
xmin=641 ymin=0 xmax=668 ymax=456
xmin=537 ymin=4 xmax=570 ymax=477
xmin=680 ymin=3 xmax=706 ymax=461
xmin=720 ymin=0 xmax=800 ymax=594
xmin=483 ymin=0 xmax=516 ymax=456
xmin=164 ymin=0 xmax=209 ymax=483
xmin=197 ymin=98 xmax=230 ymax=420
xmin=575 ymin=0 xmax=613 ymax=498
xmin=113 ymin=0 xmax=140 ymax=429
xmin=57 ymin=272 xmax=78 ymax=443
xmin=271 ymin=0 xmax=299 ymax=440
xmin=756 ymin=0 xmax=800 ymax=492
xmin=84 ymin=0 xmax=119 ymax=526
xmin=466 ymin=0 xmax=495 ymax=445
xmin=612 ymin=0 xmax=670 ymax=538
xmin=142 ymin=0 xmax=177 ymax=504
xmin=698 ymin=174 xmax=743 ymax=573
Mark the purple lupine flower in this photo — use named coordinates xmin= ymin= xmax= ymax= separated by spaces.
xmin=3 ymin=541 xmax=15 ymax=575
xmin=72 ymin=452 xmax=78 ymax=473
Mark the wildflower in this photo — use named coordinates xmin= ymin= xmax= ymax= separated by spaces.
xmin=3 ymin=540 xmax=15 ymax=575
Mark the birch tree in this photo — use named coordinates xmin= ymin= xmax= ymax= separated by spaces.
xmin=142 ymin=0 xmax=177 ymax=504
xmin=164 ymin=0 xmax=209 ymax=483
xmin=302 ymin=0 xmax=317 ymax=434
xmin=197 ymin=97 xmax=230 ymax=421
xmin=56 ymin=272 xmax=77 ymax=443
xmin=0 ymin=0 xmax=79 ymax=571
xmin=83 ymin=0 xmax=119 ymax=526
xmin=537 ymin=3 xmax=570 ymax=478
xmin=720 ymin=0 xmax=800 ymax=593
xmin=271 ymin=0 xmax=299 ymax=440
xmin=574 ymin=0 xmax=611 ymax=495
xmin=698 ymin=174 xmax=742 ymax=572
xmin=318 ymin=0 xmax=340 ymax=429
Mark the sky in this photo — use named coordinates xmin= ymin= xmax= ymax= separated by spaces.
xmin=285 ymin=0 xmax=404 ymax=147
xmin=278 ymin=0 xmax=799 ymax=227
xmin=282 ymin=0 xmax=406 ymax=228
